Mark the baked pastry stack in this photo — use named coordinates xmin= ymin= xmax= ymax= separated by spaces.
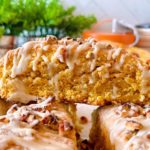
xmin=0 ymin=35 xmax=150 ymax=149
xmin=0 ymin=36 xmax=150 ymax=105
xmin=0 ymin=97 xmax=77 ymax=150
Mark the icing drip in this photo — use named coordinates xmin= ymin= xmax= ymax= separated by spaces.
xmin=52 ymin=41 xmax=89 ymax=70
xmin=90 ymin=42 xmax=102 ymax=72
xmin=11 ymin=41 xmax=37 ymax=78
xmin=32 ymin=46 xmax=43 ymax=71
xmin=75 ymin=43 xmax=90 ymax=63
xmin=89 ymin=72 xmax=96 ymax=84
xmin=119 ymin=54 xmax=127 ymax=66
xmin=114 ymin=53 xmax=128 ymax=70
xmin=137 ymin=62 xmax=144 ymax=70
xmin=65 ymin=42 xmax=78 ymax=70
xmin=42 ymin=55 xmax=49 ymax=63
xmin=107 ymin=48 xmax=122 ymax=61
xmin=53 ymin=45 xmax=66 ymax=63
xmin=112 ymin=48 xmax=122 ymax=59
xmin=8 ymin=79 xmax=37 ymax=103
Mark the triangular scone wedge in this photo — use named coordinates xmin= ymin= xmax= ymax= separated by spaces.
xmin=0 ymin=36 xmax=150 ymax=105
xmin=0 ymin=97 xmax=77 ymax=150
xmin=90 ymin=103 xmax=150 ymax=150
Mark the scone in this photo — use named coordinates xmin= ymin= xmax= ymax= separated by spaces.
xmin=0 ymin=97 xmax=77 ymax=150
xmin=0 ymin=35 xmax=150 ymax=105
xmin=90 ymin=103 xmax=150 ymax=150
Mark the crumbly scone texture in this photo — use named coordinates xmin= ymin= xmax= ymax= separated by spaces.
xmin=90 ymin=103 xmax=150 ymax=150
xmin=0 ymin=97 xmax=77 ymax=150
xmin=0 ymin=35 xmax=150 ymax=105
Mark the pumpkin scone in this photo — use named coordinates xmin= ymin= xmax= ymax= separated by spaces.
xmin=0 ymin=97 xmax=77 ymax=150
xmin=0 ymin=35 xmax=150 ymax=105
xmin=90 ymin=103 xmax=150 ymax=150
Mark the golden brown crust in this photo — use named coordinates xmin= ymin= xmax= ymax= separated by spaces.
xmin=0 ymin=36 xmax=150 ymax=105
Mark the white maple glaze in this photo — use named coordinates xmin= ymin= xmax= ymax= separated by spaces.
xmin=32 ymin=47 xmax=42 ymax=71
xmin=99 ymin=105 xmax=150 ymax=150
xmin=6 ymin=36 xmax=145 ymax=83
xmin=42 ymin=55 xmax=49 ymax=63
xmin=7 ymin=79 xmax=37 ymax=103
xmin=65 ymin=42 xmax=78 ymax=70
xmin=52 ymin=45 xmax=66 ymax=63
xmin=11 ymin=41 xmax=38 ymax=78
xmin=119 ymin=53 xmax=128 ymax=66
xmin=71 ymin=42 xmax=90 ymax=69
xmin=112 ymin=48 xmax=122 ymax=59
xmin=0 ymin=98 xmax=75 ymax=150
xmin=0 ymin=135 xmax=74 ymax=150
xmin=90 ymin=42 xmax=102 ymax=72
xmin=89 ymin=72 xmax=95 ymax=84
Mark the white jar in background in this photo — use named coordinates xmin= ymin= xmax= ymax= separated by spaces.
xmin=136 ymin=23 xmax=150 ymax=48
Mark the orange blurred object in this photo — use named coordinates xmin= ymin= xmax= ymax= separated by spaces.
xmin=82 ymin=19 xmax=136 ymax=46
xmin=83 ymin=31 xmax=135 ymax=45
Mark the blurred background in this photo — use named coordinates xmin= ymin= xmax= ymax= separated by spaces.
xmin=0 ymin=0 xmax=150 ymax=55
xmin=62 ymin=0 xmax=150 ymax=25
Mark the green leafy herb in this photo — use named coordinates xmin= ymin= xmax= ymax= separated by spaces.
xmin=0 ymin=0 xmax=97 ymax=37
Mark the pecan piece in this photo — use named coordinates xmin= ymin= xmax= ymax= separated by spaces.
xmin=125 ymin=120 xmax=143 ymax=131
xmin=80 ymin=116 xmax=88 ymax=124
xmin=63 ymin=121 xmax=73 ymax=131
xmin=122 ymin=130 xmax=135 ymax=141
xmin=115 ymin=103 xmax=142 ymax=118
xmin=42 ymin=114 xmax=59 ymax=125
